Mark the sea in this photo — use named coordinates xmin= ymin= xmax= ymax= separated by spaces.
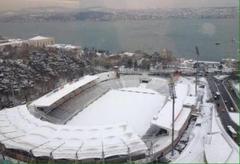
xmin=0 ymin=18 xmax=238 ymax=61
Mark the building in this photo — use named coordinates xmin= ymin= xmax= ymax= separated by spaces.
xmin=46 ymin=44 xmax=83 ymax=58
xmin=0 ymin=39 xmax=24 ymax=51
xmin=27 ymin=36 xmax=55 ymax=47
xmin=0 ymin=36 xmax=55 ymax=51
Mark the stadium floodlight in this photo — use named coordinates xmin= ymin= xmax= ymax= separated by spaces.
xmin=168 ymin=77 xmax=176 ymax=157
xmin=195 ymin=46 xmax=200 ymax=96
xmin=121 ymin=138 xmax=131 ymax=163
xmin=101 ymin=141 xmax=105 ymax=164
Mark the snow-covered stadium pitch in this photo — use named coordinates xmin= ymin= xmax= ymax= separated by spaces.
xmin=67 ymin=87 xmax=166 ymax=136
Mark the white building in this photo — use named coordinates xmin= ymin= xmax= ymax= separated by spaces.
xmin=27 ymin=36 xmax=55 ymax=47
xmin=0 ymin=39 xmax=24 ymax=51
xmin=0 ymin=36 xmax=55 ymax=51
xmin=46 ymin=44 xmax=83 ymax=58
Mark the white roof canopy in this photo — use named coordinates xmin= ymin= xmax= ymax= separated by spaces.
xmin=30 ymin=75 xmax=99 ymax=108
xmin=151 ymin=83 xmax=191 ymax=133
xmin=0 ymin=105 xmax=147 ymax=160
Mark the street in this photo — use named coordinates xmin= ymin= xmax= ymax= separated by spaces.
xmin=207 ymin=75 xmax=239 ymax=145
xmin=222 ymin=79 xmax=240 ymax=112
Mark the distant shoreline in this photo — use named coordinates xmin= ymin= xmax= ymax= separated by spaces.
xmin=0 ymin=7 xmax=237 ymax=23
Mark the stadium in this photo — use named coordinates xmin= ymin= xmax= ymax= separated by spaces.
xmin=0 ymin=71 xmax=199 ymax=163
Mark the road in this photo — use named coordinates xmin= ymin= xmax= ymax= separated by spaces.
xmin=222 ymin=79 xmax=240 ymax=112
xmin=214 ymin=78 xmax=237 ymax=113
xmin=207 ymin=75 xmax=239 ymax=145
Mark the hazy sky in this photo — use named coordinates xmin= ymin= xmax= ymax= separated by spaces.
xmin=0 ymin=0 xmax=237 ymax=11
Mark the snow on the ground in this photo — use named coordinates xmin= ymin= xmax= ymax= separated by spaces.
xmin=178 ymin=76 xmax=196 ymax=96
xmin=233 ymin=82 xmax=239 ymax=91
xmin=196 ymin=77 xmax=238 ymax=163
xmin=175 ymin=76 xmax=239 ymax=164
xmin=165 ymin=150 xmax=180 ymax=161
xmin=214 ymin=75 xmax=229 ymax=80
xmin=204 ymin=107 xmax=239 ymax=164
xmin=173 ymin=104 xmax=212 ymax=164
xmin=146 ymin=77 xmax=169 ymax=96
xmin=204 ymin=108 xmax=230 ymax=163
xmin=139 ymin=83 xmax=147 ymax=88
xmin=173 ymin=77 xmax=212 ymax=163
xmin=67 ymin=87 xmax=166 ymax=136
xmin=228 ymin=112 xmax=240 ymax=126
xmin=205 ymin=133 xmax=232 ymax=163
xmin=231 ymin=81 xmax=239 ymax=97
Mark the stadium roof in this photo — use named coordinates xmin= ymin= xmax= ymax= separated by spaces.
xmin=151 ymin=83 xmax=191 ymax=133
xmin=183 ymin=96 xmax=198 ymax=107
xmin=151 ymin=99 xmax=191 ymax=133
xmin=31 ymin=75 xmax=98 ymax=108
xmin=0 ymin=105 xmax=147 ymax=160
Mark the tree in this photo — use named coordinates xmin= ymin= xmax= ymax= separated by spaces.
xmin=126 ymin=58 xmax=133 ymax=68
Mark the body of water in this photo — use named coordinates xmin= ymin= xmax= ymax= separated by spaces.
xmin=0 ymin=18 xmax=237 ymax=61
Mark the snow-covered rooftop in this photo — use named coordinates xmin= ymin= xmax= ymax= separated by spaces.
xmin=47 ymin=44 xmax=80 ymax=50
xmin=151 ymin=99 xmax=191 ymax=133
xmin=174 ymin=107 xmax=191 ymax=131
xmin=151 ymin=82 xmax=191 ymax=133
xmin=121 ymin=52 xmax=135 ymax=57
xmin=31 ymin=75 xmax=98 ymax=108
xmin=0 ymin=105 xmax=147 ymax=160
xmin=0 ymin=39 xmax=24 ymax=46
xmin=29 ymin=36 xmax=53 ymax=40
xmin=175 ymin=83 xmax=189 ymax=101
xmin=183 ymin=96 xmax=198 ymax=107
xmin=198 ymin=60 xmax=220 ymax=64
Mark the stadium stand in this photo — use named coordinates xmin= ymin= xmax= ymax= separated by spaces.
xmin=32 ymin=74 xmax=144 ymax=123
xmin=0 ymin=105 xmax=147 ymax=162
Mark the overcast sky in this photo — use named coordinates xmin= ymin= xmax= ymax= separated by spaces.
xmin=0 ymin=0 xmax=237 ymax=11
